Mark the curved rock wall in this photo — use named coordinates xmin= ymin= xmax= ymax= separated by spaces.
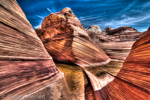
xmin=95 ymin=28 xmax=150 ymax=100
xmin=0 ymin=0 xmax=63 ymax=100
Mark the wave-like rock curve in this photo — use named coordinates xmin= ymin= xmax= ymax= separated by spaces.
xmin=0 ymin=0 xmax=63 ymax=100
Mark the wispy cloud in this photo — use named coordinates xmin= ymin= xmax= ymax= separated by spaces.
xmin=47 ymin=8 xmax=54 ymax=13
xmin=17 ymin=0 xmax=150 ymax=32
xmin=117 ymin=0 xmax=139 ymax=15
xmin=34 ymin=24 xmax=41 ymax=29
xmin=138 ymin=29 xmax=147 ymax=32
xmin=79 ymin=16 xmax=101 ymax=21
xmin=104 ymin=14 xmax=150 ymax=27
xmin=36 ymin=15 xmax=44 ymax=19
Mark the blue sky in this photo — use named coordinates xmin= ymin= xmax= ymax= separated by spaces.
xmin=17 ymin=0 xmax=150 ymax=32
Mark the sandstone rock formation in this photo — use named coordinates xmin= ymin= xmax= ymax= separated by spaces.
xmin=103 ymin=27 xmax=113 ymax=32
xmin=86 ymin=25 xmax=101 ymax=35
xmin=0 ymin=0 xmax=63 ymax=100
xmin=1 ymin=0 xmax=149 ymax=100
xmin=87 ymin=26 xmax=144 ymax=43
xmin=36 ymin=7 xmax=117 ymax=99
xmin=95 ymin=27 xmax=150 ymax=100
xmin=87 ymin=26 xmax=144 ymax=61
xmin=86 ymin=26 xmax=146 ymax=99
xmin=36 ymin=7 xmax=110 ymax=67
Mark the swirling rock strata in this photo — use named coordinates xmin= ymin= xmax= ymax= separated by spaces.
xmin=87 ymin=26 xmax=143 ymax=42
xmin=36 ymin=8 xmax=115 ymax=99
xmin=87 ymin=26 xmax=145 ymax=67
xmin=36 ymin=8 xmax=110 ymax=67
xmin=95 ymin=27 xmax=150 ymax=100
xmin=0 ymin=0 xmax=63 ymax=99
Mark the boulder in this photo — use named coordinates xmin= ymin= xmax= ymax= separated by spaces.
xmin=86 ymin=25 xmax=102 ymax=34
xmin=36 ymin=7 xmax=110 ymax=67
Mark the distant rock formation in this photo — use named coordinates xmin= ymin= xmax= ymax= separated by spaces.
xmin=104 ymin=26 xmax=138 ymax=35
xmin=0 ymin=0 xmax=63 ymax=99
xmin=36 ymin=7 xmax=110 ymax=67
xmin=86 ymin=25 xmax=101 ymax=34
xmin=87 ymin=26 xmax=144 ymax=42
xmin=87 ymin=26 xmax=145 ymax=61
xmin=103 ymin=27 xmax=114 ymax=32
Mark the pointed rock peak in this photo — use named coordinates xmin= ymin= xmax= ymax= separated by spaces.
xmin=61 ymin=7 xmax=73 ymax=14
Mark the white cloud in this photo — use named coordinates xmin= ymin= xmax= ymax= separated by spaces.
xmin=36 ymin=15 xmax=44 ymax=19
xmin=47 ymin=8 xmax=54 ymax=13
xmin=79 ymin=16 xmax=101 ymax=21
xmin=104 ymin=14 xmax=150 ymax=28
xmin=138 ymin=29 xmax=147 ymax=32
xmin=117 ymin=0 xmax=139 ymax=15
xmin=34 ymin=24 xmax=41 ymax=29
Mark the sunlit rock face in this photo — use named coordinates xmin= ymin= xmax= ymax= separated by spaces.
xmin=0 ymin=0 xmax=63 ymax=99
xmin=36 ymin=7 xmax=110 ymax=67
xmin=95 ymin=27 xmax=150 ymax=100
xmin=86 ymin=25 xmax=102 ymax=35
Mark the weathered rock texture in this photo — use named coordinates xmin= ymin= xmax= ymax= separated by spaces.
xmin=36 ymin=7 xmax=117 ymax=99
xmin=1 ymin=0 xmax=149 ymax=100
xmin=37 ymin=8 xmax=150 ymax=99
xmin=87 ymin=26 xmax=144 ymax=42
xmin=95 ymin=27 xmax=150 ymax=100
xmin=87 ymin=26 xmax=144 ymax=61
xmin=36 ymin=7 xmax=110 ymax=67
xmin=0 ymin=0 xmax=63 ymax=100
xmin=86 ymin=25 xmax=101 ymax=34
xmin=86 ymin=26 xmax=147 ymax=99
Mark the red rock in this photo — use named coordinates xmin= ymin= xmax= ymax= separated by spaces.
xmin=36 ymin=8 xmax=114 ymax=99
xmin=1 ymin=1 xmax=149 ymax=99
xmin=87 ymin=26 xmax=144 ymax=42
xmin=0 ymin=0 xmax=63 ymax=99
xmin=94 ymin=27 xmax=150 ymax=100
xmin=36 ymin=8 xmax=110 ymax=67
xmin=87 ymin=26 xmax=145 ymax=62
